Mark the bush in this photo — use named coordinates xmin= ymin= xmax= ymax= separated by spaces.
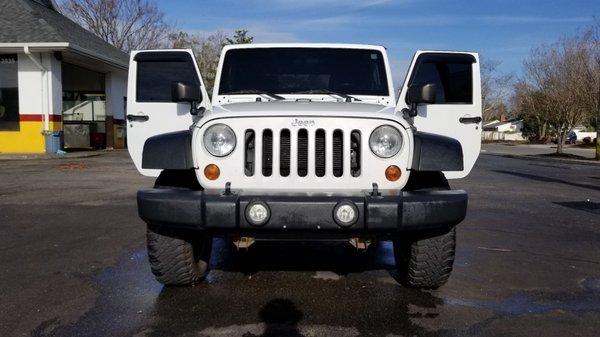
xmin=583 ymin=136 xmax=592 ymax=144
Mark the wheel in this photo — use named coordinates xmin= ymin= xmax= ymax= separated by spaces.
xmin=146 ymin=169 xmax=211 ymax=286
xmin=393 ymin=171 xmax=455 ymax=288
xmin=393 ymin=228 xmax=456 ymax=288
xmin=147 ymin=226 xmax=212 ymax=286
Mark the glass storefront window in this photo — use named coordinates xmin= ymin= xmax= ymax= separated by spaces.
xmin=62 ymin=92 xmax=106 ymax=122
xmin=0 ymin=54 xmax=19 ymax=131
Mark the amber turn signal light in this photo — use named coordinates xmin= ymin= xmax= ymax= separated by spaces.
xmin=385 ymin=165 xmax=401 ymax=181
xmin=204 ymin=164 xmax=220 ymax=180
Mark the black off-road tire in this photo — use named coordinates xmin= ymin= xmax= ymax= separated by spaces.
xmin=393 ymin=228 xmax=456 ymax=288
xmin=146 ymin=169 xmax=211 ymax=286
xmin=394 ymin=170 xmax=455 ymax=288
xmin=147 ymin=227 xmax=212 ymax=286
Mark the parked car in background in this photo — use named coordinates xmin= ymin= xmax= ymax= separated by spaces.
xmin=567 ymin=131 xmax=577 ymax=144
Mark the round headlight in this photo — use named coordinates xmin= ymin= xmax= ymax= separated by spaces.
xmin=203 ymin=124 xmax=236 ymax=157
xmin=369 ymin=125 xmax=402 ymax=158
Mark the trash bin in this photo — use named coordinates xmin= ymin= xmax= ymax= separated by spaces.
xmin=45 ymin=131 xmax=64 ymax=154
xmin=114 ymin=125 xmax=125 ymax=149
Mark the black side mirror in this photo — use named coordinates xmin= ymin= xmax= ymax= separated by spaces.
xmin=172 ymin=82 xmax=203 ymax=115
xmin=403 ymin=83 xmax=436 ymax=118
xmin=407 ymin=83 xmax=436 ymax=104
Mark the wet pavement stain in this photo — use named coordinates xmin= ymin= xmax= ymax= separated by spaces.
xmin=31 ymin=240 xmax=452 ymax=337
xmin=29 ymin=239 xmax=600 ymax=337
xmin=140 ymin=240 xmax=451 ymax=337
xmin=581 ymin=277 xmax=600 ymax=292
xmin=31 ymin=248 xmax=162 ymax=337
xmin=446 ymin=277 xmax=600 ymax=316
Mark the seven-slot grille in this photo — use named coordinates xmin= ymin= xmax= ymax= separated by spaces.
xmin=244 ymin=128 xmax=361 ymax=178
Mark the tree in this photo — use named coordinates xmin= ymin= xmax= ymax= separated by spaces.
xmin=197 ymin=32 xmax=230 ymax=94
xmin=61 ymin=0 xmax=171 ymax=52
xmin=481 ymin=58 xmax=513 ymax=122
xmin=168 ymin=29 xmax=254 ymax=94
xmin=168 ymin=31 xmax=195 ymax=49
xmin=168 ymin=31 xmax=227 ymax=94
xmin=226 ymin=29 xmax=254 ymax=44
xmin=512 ymin=81 xmax=552 ymax=141
xmin=516 ymin=24 xmax=599 ymax=154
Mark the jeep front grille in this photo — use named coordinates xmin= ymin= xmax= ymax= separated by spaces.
xmin=244 ymin=128 xmax=361 ymax=178
xmin=196 ymin=116 xmax=410 ymax=192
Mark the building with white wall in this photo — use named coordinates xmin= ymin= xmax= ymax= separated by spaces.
xmin=482 ymin=118 xmax=526 ymax=141
xmin=0 ymin=0 xmax=128 ymax=153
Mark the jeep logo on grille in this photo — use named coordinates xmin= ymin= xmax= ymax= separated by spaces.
xmin=291 ymin=118 xmax=316 ymax=127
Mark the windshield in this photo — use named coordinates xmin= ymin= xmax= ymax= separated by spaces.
xmin=218 ymin=48 xmax=389 ymax=96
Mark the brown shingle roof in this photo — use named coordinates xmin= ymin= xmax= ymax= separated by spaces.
xmin=0 ymin=0 xmax=128 ymax=67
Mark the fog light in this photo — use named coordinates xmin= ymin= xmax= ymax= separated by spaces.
xmin=245 ymin=201 xmax=270 ymax=226
xmin=333 ymin=201 xmax=359 ymax=227
xmin=204 ymin=164 xmax=220 ymax=180
xmin=385 ymin=165 xmax=401 ymax=181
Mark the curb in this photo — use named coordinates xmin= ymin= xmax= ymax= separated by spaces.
xmin=0 ymin=150 xmax=118 ymax=161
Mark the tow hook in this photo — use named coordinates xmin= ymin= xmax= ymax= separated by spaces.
xmin=370 ymin=183 xmax=381 ymax=197
xmin=233 ymin=236 xmax=256 ymax=250
xmin=349 ymin=238 xmax=371 ymax=251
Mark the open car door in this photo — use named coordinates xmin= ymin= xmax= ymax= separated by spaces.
xmin=126 ymin=50 xmax=210 ymax=177
xmin=397 ymin=51 xmax=482 ymax=179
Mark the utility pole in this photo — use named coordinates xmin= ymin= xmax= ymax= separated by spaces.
xmin=597 ymin=58 xmax=600 ymax=160
xmin=596 ymin=89 xmax=600 ymax=159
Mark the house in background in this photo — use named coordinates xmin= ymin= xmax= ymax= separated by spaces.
xmin=0 ymin=0 xmax=128 ymax=153
xmin=482 ymin=117 xmax=526 ymax=141
xmin=571 ymin=126 xmax=596 ymax=142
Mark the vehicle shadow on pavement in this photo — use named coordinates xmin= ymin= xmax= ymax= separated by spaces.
xmin=492 ymin=169 xmax=600 ymax=192
xmin=554 ymin=201 xmax=600 ymax=215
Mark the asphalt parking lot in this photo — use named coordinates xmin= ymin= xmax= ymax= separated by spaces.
xmin=1 ymin=150 xmax=599 ymax=337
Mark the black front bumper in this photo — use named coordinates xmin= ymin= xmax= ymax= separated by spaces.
xmin=137 ymin=189 xmax=468 ymax=235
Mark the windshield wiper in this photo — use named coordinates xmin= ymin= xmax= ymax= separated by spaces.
xmin=221 ymin=89 xmax=284 ymax=101
xmin=290 ymin=89 xmax=362 ymax=102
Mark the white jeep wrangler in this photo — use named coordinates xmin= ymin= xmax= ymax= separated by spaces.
xmin=126 ymin=44 xmax=482 ymax=288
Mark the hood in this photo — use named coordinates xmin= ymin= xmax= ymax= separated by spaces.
xmin=209 ymin=101 xmax=399 ymax=119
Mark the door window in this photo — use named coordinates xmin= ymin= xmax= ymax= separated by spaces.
xmin=135 ymin=52 xmax=199 ymax=103
xmin=408 ymin=54 xmax=474 ymax=104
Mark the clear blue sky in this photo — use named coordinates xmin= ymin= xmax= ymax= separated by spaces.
xmin=156 ymin=0 xmax=597 ymax=84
